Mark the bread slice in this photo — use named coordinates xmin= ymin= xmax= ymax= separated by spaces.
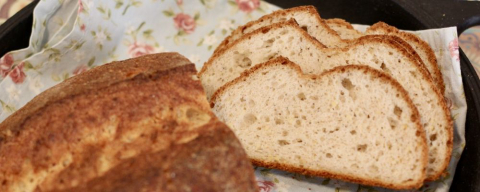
xmin=211 ymin=57 xmax=428 ymax=189
xmin=325 ymin=19 xmax=445 ymax=94
xmin=366 ymin=22 xmax=446 ymax=94
xmin=0 ymin=53 xmax=257 ymax=192
xmin=324 ymin=18 xmax=363 ymax=39
xmin=199 ymin=20 xmax=452 ymax=181
xmin=213 ymin=5 xmax=346 ymax=54
xmin=214 ymin=6 xmax=444 ymax=94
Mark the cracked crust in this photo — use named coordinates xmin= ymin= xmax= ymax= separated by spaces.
xmin=0 ymin=53 xmax=258 ymax=192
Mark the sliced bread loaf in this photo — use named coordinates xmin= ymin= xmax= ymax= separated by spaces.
xmin=214 ymin=7 xmax=444 ymax=94
xmin=211 ymin=57 xmax=428 ymax=189
xmin=199 ymin=20 xmax=452 ymax=181
xmin=325 ymin=19 xmax=445 ymax=94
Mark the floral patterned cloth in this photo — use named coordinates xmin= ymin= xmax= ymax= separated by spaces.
xmin=0 ymin=0 xmax=467 ymax=191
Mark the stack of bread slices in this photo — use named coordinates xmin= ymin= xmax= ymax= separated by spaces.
xmin=199 ymin=6 xmax=453 ymax=190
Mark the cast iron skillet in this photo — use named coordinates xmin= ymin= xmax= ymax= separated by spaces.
xmin=0 ymin=0 xmax=479 ymax=191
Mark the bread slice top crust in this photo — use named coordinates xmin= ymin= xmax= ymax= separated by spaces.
xmin=211 ymin=57 xmax=428 ymax=189
xmin=214 ymin=6 xmax=444 ymax=94
xmin=325 ymin=19 xmax=445 ymax=94
xmin=366 ymin=22 xmax=445 ymax=94
xmin=0 ymin=53 xmax=257 ymax=192
xmin=213 ymin=5 xmax=345 ymax=54
xmin=325 ymin=18 xmax=363 ymax=39
xmin=200 ymin=20 xmax=452 ymax=181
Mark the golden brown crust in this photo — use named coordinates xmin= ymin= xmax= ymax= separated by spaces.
xmin=325 ymin=18 xmax=356 ymax=29
xmin=50 ymin=121 xmax=258 ymax=192
xmin=367 ymin=22 xmax=446 ymax=95
xmin=212 ymin=5 xmax=341 ymax=54
xmin=211 ymin=57 xmax=428 ymax=189
xmin=0 ymin=53 xmax=258 ymax=192
xmin=0 ymin=53 xmax=195 ymax=139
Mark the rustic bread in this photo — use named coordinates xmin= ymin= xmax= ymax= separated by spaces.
xmin=325 ymin=19 xmax=445 ymax=94
xmin=324 ymin=18 xmax=363 ymax=39
xmin=211 ymin=57 xmax=428 ymax=189
xmin=215 ymin=6 xmax=444 ymax=94
xmin=199 ymin=20 xmax=452 ymax=181
xmin=0 ymin=53 xmax=257 ymax=192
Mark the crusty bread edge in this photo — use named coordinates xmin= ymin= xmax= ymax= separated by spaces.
xmin=325 ymin=18 xmax=357 ymax=30
xmin=212 ymin=5 xmax=341 ymax=54
xmin=0 ymin=53 xmax=201 ymax=139
xmin=367 ymin=22 xmax=445 ymax=95
xmin=210 ymin=56 xmax=428 ymax=189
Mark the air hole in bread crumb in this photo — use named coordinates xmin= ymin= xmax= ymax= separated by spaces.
xmin=264 ymin=117 xmax=270 ymax=122
xmin=282 ymin=131 xmax=288 ymax=136
xmin=341 ymin=78 xmax=355 ymax=91
xmin=389 ymin=52 xmax=393 ymax=55
xmin=275 ymin=118 xmax=284 ymax=125
xmin=301 ymin=26 xmax=308 ymax=33
xmin=388 ymin=117 xmax=397 ymax=130
xmin=262 ymin=38 xmax=275 ymax=48
xmin=295 ymin=120 xmax=301 ymax=127
xmin=326 ymin=153 xmax=332 ymax=158
xmin=296 ymin=138 xmax=303 ymax=143
xmin=248 ymin=99 xmax=255 ymax=107
xmin=430 ymin=133 xmax=437 ymax=141
xmin=380 ymin=62 xmax=391 ymax=74
xmin=278 ymin=140 xmax=290 ymax=146
xmin=257 ymin=127 xmax=262 ymax=130
xmin=352 ymin=163 xmax=359 ymax=169
xmin=393 ymin=105 xmax=403 ymax=118
xmin=280 ymin=30 xmax=288 ymax=35
xmin=387 ymin=142 xmax=392 ymax=150
xmin=243 ymin=113 xmax=257 ymax=125
xmin=357 ymin=144 xmax=368 ymax=152
xmin=410 ymin=71 xmax=418 ymax=79
xmin=297 ymin=92 xmax=306 ymax=101
xmin=240 ymin=97 xmax=246 ymax=102
xmin=350 ymin=130 xmax=356 ymax=135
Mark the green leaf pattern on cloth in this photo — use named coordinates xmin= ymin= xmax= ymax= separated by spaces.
xmin=0 ymin=0 xmax=467 ymax=192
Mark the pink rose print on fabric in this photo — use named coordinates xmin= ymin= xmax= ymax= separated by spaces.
xmin=80 ymin=24 xmax=86 ymax=32
xmin=236 ymin=0 xmax=260 ymax=13
xmin=257 ymin=180 xmax=274 ymax=192
xmin=128 ymin=42 xmax=155 ymax=58
xmin=73 ymin=65 xmax=89 ymax=75
xmin=176 ymin=0 xmax=183 ymax=6
xmin=449 ymin=38 xmax=459 ymax=62
xmin=9 ymin=62 xmax=26 ymax=84
xmin=78 ymin=0 xmax=84 ymax=13
xmin=0 ymin=53 xmax=14 ymax=77
xmin=173 ymin=13 xmax=196 ymax=34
